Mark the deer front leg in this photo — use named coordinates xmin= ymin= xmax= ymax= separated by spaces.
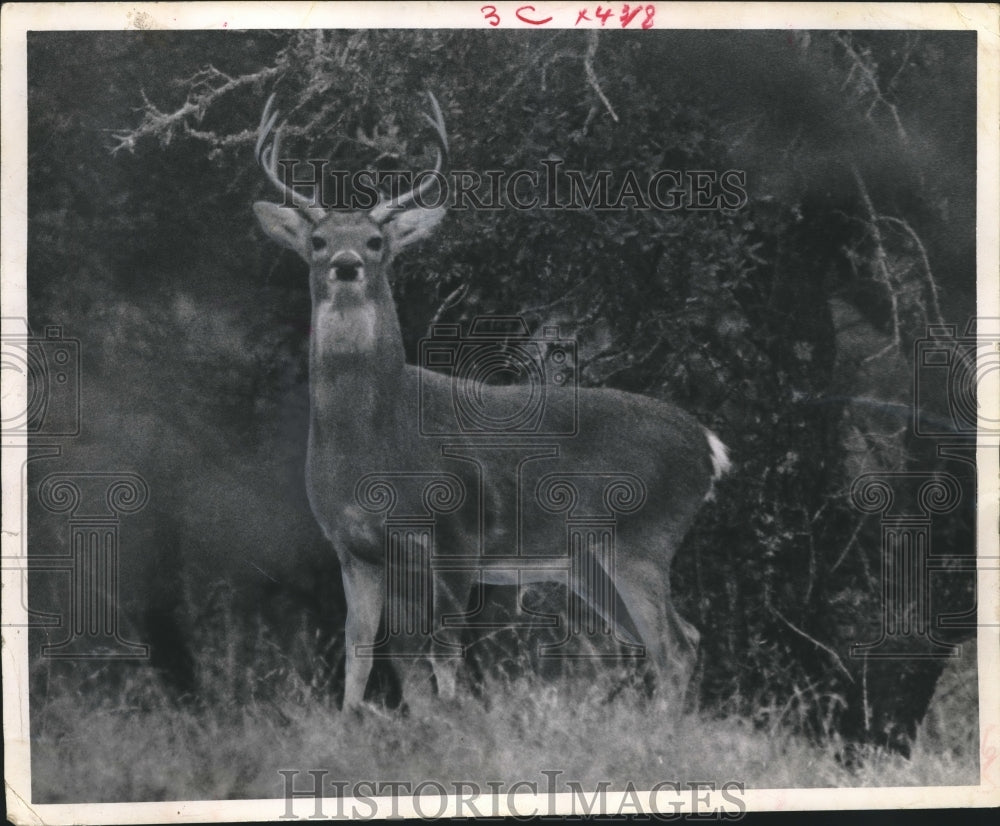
xmin=340 ymin=556 xmax=385 ymax=711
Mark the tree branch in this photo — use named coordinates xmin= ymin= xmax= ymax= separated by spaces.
xmin=584 ymin=31 xmax=619 ymax=124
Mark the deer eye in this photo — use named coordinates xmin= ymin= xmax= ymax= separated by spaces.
xmin=366 ymin=236 xmax=383 ymax=253
xmin=311 ymin=236 xmax=327 ymax=253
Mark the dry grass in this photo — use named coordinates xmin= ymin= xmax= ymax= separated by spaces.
xmin=30 ymin=663 xmax=979 ymax=804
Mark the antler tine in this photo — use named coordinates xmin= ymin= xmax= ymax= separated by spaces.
xmin=254 ymin=93 xmax=281 ymax=162
xmin=256 ymin=93 xmax=325 ymax=220
xmin=371 ymin=92 xmax=450 ymax=223
xmin=422 ymin=90 xmax=449 ymax=168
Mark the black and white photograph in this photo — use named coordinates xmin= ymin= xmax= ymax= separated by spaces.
xmin=2 ymin=2 xmax=998 ymax=820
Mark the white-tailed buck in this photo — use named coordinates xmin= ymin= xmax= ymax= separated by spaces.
xmin=254 ymin=92 xmax=730 ymax=710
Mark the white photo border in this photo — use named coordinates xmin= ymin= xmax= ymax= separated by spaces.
xmin=2 ymin=2 xmax=998 ymax=821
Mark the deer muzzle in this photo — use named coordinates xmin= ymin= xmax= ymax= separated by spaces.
xmin=331 ymin=250 xmax=365 ymax=282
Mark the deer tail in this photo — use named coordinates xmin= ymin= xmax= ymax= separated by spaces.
xmin=703 ymin=428 xmax=731 ymax=500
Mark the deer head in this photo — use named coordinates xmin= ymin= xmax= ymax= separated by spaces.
xmin=253 ymin=93 xmax=448 ymax=364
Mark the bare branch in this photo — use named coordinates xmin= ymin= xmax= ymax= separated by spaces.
xmin=886 ymin=33 xmax=919 ymax=94
xmin=877 ymin=214 xmax=944 ymax=325
xmin=584 ymin=30 xmax=619 ymax=124
xmin=830 ymin=514 xmax=867 ymax=573
xmin=769 ymin=604 xmax=855 ymax=683
xmin=832 ymin=32 xmax=907 ymax=144
xmin=428 ymin=283 xmax=469 ymax=329
xmin=493 ymin=34 xmax=563 ymax=107
xmin=851 ymin=165 xmax=902 ymax=355
xmin=111 ymin=65 xmax=281 ymax=154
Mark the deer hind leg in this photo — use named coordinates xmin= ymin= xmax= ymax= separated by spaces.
xmin=429 ymin=657 xmax=459 ymax=699
xmin=392 ymin=652 xmax=460 ymax=708
xmin=425 ymin=569 xmax=474 ymax=701
xmin=384 ymin=653 xmax=460 ymax=709
xmin=662 ymin=599 xmax=700 ymax=695
xmin=339 ymin=556 xmax=385 ymax=711
xmin=390 ymin=568 xmax=469 ymax=707
xmin=567 ymin=549 xmax=644 ymax=647
xmin=609 ymin=558 xmax=699 ymax=703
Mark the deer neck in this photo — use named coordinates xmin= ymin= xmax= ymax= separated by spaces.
xmin=307 ymin=297 xmax=406 ymax=446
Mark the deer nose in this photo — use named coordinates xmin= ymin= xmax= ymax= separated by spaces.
xmin=331 ymin=251 xmax=364 ymax=282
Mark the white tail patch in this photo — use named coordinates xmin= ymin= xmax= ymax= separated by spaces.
xmin=703 ymin=428 xmax=731 ymax=501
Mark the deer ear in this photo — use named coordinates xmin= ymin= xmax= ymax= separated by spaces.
xmin=253 ymin=202 xmax=311 ymax=259
xmin=383 ymin=206 xmax=446 ymax=251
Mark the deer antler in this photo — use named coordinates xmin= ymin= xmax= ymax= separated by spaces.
xmin=257 ymin=92 xmax=448 ymax=224
xmin=370 ymin=91 xmax=449 ymax=224
xmin=255 ymin=94 xmax=326 ymax=222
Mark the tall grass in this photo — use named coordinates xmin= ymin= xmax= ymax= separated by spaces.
xmin=30 ymin=652 xmax=978 ymax=804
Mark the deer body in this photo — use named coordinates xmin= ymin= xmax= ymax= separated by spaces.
xmin=254 ymin=94 xmax=729 ymax=710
